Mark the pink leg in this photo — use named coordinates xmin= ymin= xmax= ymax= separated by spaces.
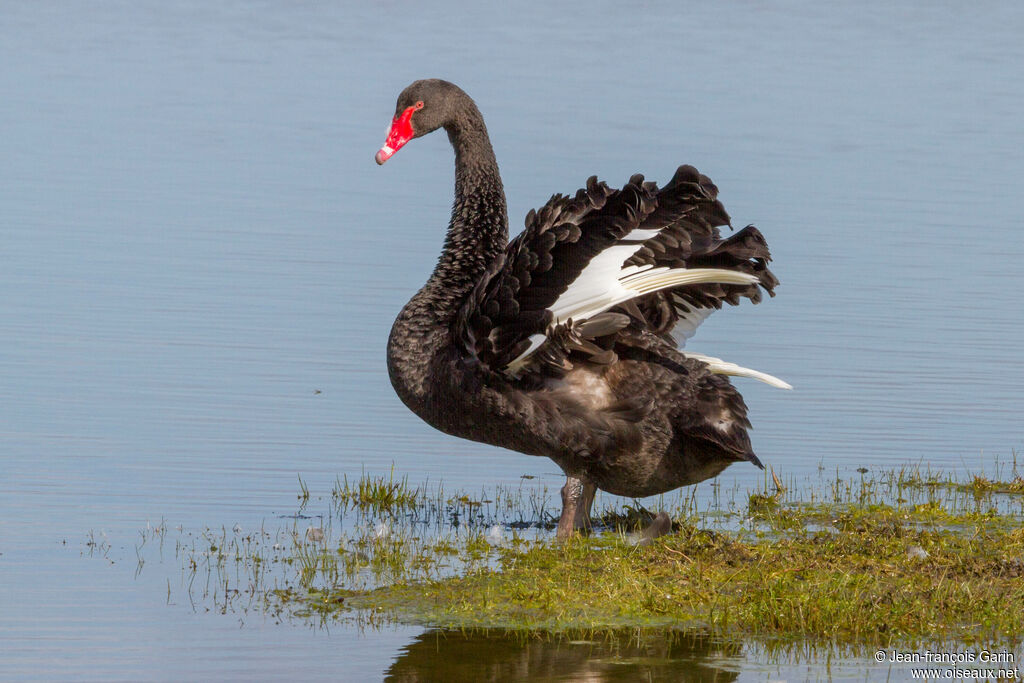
xmin=556 ymin=477 xmax=596 ymax=539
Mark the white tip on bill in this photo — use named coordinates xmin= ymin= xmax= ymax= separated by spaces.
xmin=375 ymin=144 xmax=395 ymax=165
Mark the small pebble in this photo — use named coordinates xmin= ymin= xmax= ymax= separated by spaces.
xmin=907 ymin=545 xmax=929 ymax=560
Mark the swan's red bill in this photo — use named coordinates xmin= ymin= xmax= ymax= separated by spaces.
xmin=375 ymin=105 xmax=419 ymax=165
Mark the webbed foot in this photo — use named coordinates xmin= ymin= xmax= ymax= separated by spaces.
xmin=632 ymin=511 xmax=672 ymax=546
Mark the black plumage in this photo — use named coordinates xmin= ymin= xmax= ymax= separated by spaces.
xmin=379 ymin=79 xmax=784 ymax=539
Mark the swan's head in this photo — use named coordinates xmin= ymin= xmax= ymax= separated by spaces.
xmin=375 ymin=79 xmax=470 ymax=165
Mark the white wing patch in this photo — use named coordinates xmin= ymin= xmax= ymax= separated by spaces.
xmin=545 ymin=234 xmax=757 ymax=325
xmin=670 ymin=303 xmax=715 ymax=346
xmin=543 ymin=243 xmax=644 ymax=323
xmin=503 ymin=224 xmax=759 ymax=375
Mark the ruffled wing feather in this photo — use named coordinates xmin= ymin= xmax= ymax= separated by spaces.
xmin=454 ymin=166 xmax=780 ymax=386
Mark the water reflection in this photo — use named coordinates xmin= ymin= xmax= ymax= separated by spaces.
xmin=386 ymin=629 xmax=742 ymax=682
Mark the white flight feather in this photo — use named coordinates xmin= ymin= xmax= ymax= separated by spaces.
xmin=683 ymin=352 xmax=793 ymax=390
xmin=504 ymin=243 xmax=759 ymax=374
xmin=507 ymin=333 xmax=547 ymax=370
xmin=671 ymin=305 xmax=715 ymax=346
xmin=551 ymin=264 xmax=758 ymax=324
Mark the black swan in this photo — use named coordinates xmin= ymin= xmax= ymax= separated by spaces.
xmin=376 ymin=79 xmax=789 ymax=539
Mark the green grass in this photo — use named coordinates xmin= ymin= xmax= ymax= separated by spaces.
xmin=352 ymin=508 xmax=1024 ymax=647
xmin=154 ymin=460 xmax=1024 ymax=649
xmin=332 ymin=467 xmax=422 ymax=514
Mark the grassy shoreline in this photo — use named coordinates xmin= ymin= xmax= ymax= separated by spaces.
xmin=346 ymin=503 xmax=1023 ymax=646
xmin=161 ymin=459 xmax=1024 ymax=650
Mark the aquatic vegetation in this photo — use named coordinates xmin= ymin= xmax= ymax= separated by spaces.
xmin=360 ymin=508 xmax=1023 ymax=646
xmin=141 ymin=461 xmax=1024 ymax=651
xmin=331 ymin=468 xmax=422 ymax=514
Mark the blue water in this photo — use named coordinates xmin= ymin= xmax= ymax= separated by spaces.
xmin=2 ymin=1 xmax=1023 ymax=679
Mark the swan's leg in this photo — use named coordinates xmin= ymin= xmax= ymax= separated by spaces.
xmin=574 ymin=480 xmax=597 ymax=531
xmin=556 ymin=477 xmax=581 ymax=539
xmin=556 ymin=476 xmax=594 ymax=539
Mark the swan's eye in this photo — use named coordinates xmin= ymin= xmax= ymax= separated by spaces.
xmin=414 ymin=101 xmax=424 ymax=110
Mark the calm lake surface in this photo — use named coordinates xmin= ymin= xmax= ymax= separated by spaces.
xmin=2 ymin=1 xmax=1023 ymax=680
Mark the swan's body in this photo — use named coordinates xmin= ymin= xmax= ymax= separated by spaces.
xmin=377 ymin=79 xmax=787 ymax=538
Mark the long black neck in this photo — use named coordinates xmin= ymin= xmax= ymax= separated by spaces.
xmin=431 ymin=109 xmax=508 ymax=311
xmin=388 ymin=98 xmax=508 ymax=403
xmin=407 ymin=104 xmax=508 ymax=324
